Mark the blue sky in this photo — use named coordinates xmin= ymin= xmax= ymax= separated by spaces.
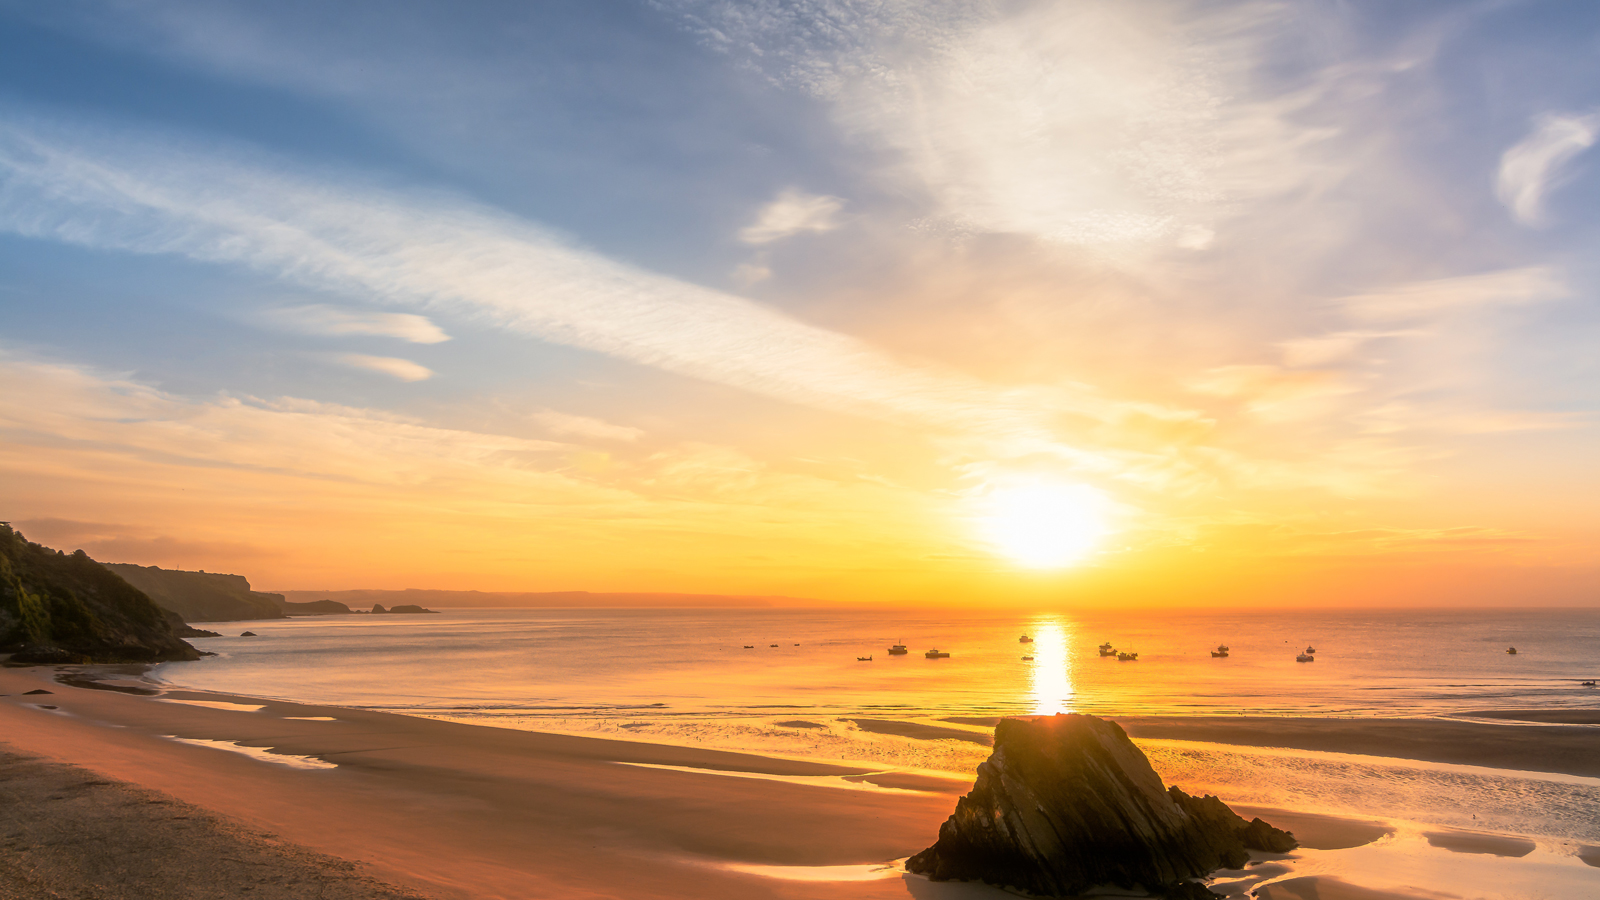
xmin=0 ymin=1 xmax=1596 ymax=604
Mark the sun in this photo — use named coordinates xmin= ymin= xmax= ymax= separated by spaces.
xmin=978 ymin=482 xmax=1108 ymax=569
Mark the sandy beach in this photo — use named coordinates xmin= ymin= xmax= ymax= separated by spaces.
xmin=3 ymin=665 xmax=1597 ymax=899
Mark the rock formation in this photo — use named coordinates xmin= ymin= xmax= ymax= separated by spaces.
xmin=368 ymin=603 xmax=437 ymax=614
xmin=103 ymin=563 xmax=287 ymax=623
xmin=274 ymin=598 xmax=354 ymax=616
xmin=0 ymin=525 xmax=201 ymax=664
xmin=906 ymin=713 xmax=1295 ymax=898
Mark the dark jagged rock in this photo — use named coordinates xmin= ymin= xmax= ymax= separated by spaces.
xmin=370 ymin=603 xmax=388 ymax=614
xmin=103 ymin=563 xmax=287 ymax=623
xmin=906 ymin=713 xmax=1296 ymax=898
xmin=0 ymin=525 xmax=200 ymax=664
xmin=239 ymin=631 xmax=257 ymax=637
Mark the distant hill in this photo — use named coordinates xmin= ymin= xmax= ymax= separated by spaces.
xmin=275 ymin=589 xmax=822 ymax=609
xmin=0 ymin=524 xmax=200 ymax=663
xmin=104 ymin=564 xmax=288 ymax=623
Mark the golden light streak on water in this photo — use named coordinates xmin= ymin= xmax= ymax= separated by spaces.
xmin=1027 ymin=619 xmax=1075 ymax=714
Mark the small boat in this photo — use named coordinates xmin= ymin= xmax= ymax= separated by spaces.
xmin=1019 ymin=635 xmax=1034 ymax=643
xmin=925 ymin=649 xmax=951 ymax=659
xmin=857 ymin=656 xmax=872 ymax=661
xmin=1211 ymin=649 xmax=1229 ymax=658
xmin=1580 ymin=681 xmax=1595 ymax=687
xmin=743 ymin=645 xmax=753 ymax=649
xmin=888 ymin=641 xmax=908 ymax=655
xmin=1021 ymin=655 xmax=1034 ymax=661
xmin=1296 ymin=653 xmax=1314 ymax=662
xmin=770 ymin=644 xmax=779 ymax=648
xmin=1305 ymin=646 xmax=1317 ymax=655
xmin=1098 ymin=642 xmax=1117 ymax=657
xmin=1217 ymin=645 xmax=1230 ymax=652
xmin=1117 ymin=651 xmax=1138 ymax=661
xmin=1507 ymin=647 xmax=1518 ymax=655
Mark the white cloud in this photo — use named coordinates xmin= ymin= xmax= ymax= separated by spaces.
xmin=529 ymin=409 xmax=642 ymax=442
xmin=259 ymin=304 xmax=450 ymax=343
xmin=729 ymin=259 xmax=773 ymax=286
xmin=1336 ymin=267 xmax=1566 ymax=322
xmin=335 ymin=354 xmax=433 ymax=382
xmin=1496 ymin=112 xmax=1599 ymax=226
xmin=738 ymin=188 xmax=844 ymax=244
xmin=668 ymin=0 xmax=1323 ymax=250
xmin=0 ymin=120 xmax=1140 ymax=468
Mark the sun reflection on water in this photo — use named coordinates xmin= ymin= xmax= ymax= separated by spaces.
xmin=1027 ymin=619 xmax=1075 ymax=714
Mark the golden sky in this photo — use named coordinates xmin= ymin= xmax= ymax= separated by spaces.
xmin=1 ymin=1 xmax=1596 ymax=606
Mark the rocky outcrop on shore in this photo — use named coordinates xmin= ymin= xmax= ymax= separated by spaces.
xmin=370 ymin=603 xmax=437 ymax=614
xmin=104 ymin=563 xmax=287 ymax=623
xmin=0 ymin=525 xmax=201 ymax=663
xmin=906 ymin=713 xmax=1296 ymax=898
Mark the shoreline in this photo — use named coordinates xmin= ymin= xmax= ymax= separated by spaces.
xmin=3 ymin=665 xmax=1597 ymax=899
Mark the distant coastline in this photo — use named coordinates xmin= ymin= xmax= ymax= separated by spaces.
xmin=271 ymin=588 xmax=828 ymax=609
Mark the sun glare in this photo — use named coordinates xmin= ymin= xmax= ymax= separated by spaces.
xmin=979 ymin=482 xmax=1108 ymax=569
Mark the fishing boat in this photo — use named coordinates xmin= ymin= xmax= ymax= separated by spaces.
xmin=857 ymin=656 xmax=872 ymax=661
xmin=1117 ymin=651 xmax=1138 ymax=661
xmin=1296 ymin=652 xmax=1314 ymax=662
xmin=925 ymin=649 xmax=951 ymax=659
xmin=1305 ymin=646 xmax=1317 ymax=655
xmin=1098 ymin=641 xmax=1117 ymax=657
xmin=743 ymin=645 xmax=753 ymax=649
xmin=1211 ymin=649 xmax=1229 ymax=658
xmin=1021 ymin=655 xmax=1034 ymax=661
xmin=1019 ymin=635 xmax=1034 ymax=643
xmin=1507 ymin=647 xmax=1518 ymax=655
xmin=1581 ymin=681 xmax=1595 ymax=687
xmin=888 ymin=641 xmax=908 ymax=655
xmin=1217 ymin=645 xmax=1229 ymax=652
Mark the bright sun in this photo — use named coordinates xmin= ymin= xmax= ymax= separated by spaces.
xmin=979 ymin=482 xmax=1108 ymax=569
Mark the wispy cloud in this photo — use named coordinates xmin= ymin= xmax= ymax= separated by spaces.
xmin=1496 ymin=111 xmax=1599 ymax=226
xmin=335 ymin=353 xmax=433 ymax=382
xmin=738 ymin=188 xmax=844 ymax=244
xmin=529 ymin=409 xmax=642 ymax=443
xmin=0 ymin=119 xmax=1147 ymax=470
xmin=258 ymin=303 xmax=450 ymax=343
xmin=667 ymin=0 xmax=1324 ymax=250
xmin=1336 ymin=267 xmax=1566 ymax=322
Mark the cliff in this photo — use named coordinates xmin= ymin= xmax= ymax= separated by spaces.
xmin=906 ymin=713 xmax=1295 ymax=898
xmin=103 ymin=564 xmax=286 ymax=623
xmin=274 ymin=598 xmax=354 ymax=616
xmin=0 ymin=525 xmax=201 ymax=663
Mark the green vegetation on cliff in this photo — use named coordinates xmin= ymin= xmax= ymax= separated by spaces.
xmin=0 ymin=524 xmax=200 ymax=663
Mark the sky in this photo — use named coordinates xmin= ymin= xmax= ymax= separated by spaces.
xmin=0 ymin=0 xmax=1596 ymax=607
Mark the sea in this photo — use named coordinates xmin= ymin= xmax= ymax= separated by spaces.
xmin=153 ymin=607 xmax=1600 ymax=852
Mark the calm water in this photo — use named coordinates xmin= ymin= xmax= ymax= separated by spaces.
xmin=155 ymin=606 xmax=1600 ymax=720
xmin=153 ymin=607 xmax=1600 ymax=847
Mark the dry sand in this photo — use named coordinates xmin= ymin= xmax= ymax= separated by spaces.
xmin=0 ymin=748 xmax=430 ymax=900
xmin=2 ymin=665 xmax=1589 ymax=899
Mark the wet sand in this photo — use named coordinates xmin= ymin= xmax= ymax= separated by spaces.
xmin=2 ymin=666 xmax=1590 ymax=899
xmin=1456 ymin=708 xmax=1600 ymax=725
xmin=946 ymin=714 xmax=1600 ymax=778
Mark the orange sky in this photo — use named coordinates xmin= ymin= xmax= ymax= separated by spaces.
xmin=1 ymin=2 xmax=1597 ymax=607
